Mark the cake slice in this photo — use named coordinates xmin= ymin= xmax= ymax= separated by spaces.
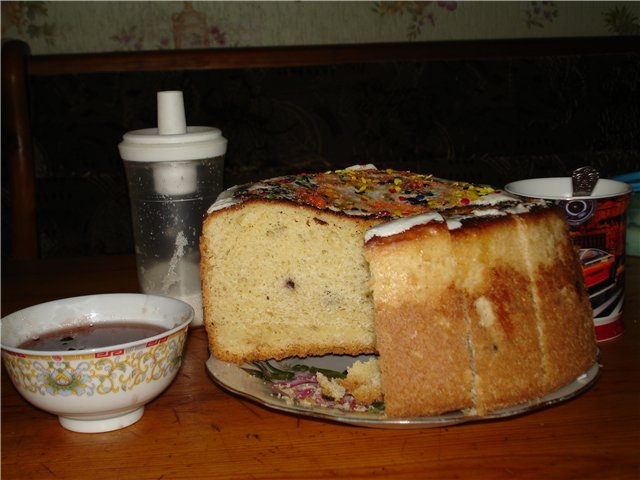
xmin=516 ymin=208 xmax=597 ymax=392
xmin=450 ymin=213 xmax=545 ymax=415
xmin=200 ymin=198 xmax=381 ymax=363
xmin=364 ymin=216 xmax=473 ymax=417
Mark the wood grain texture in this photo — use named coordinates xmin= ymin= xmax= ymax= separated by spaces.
xmin=26 ymin=37 xmax=640 ymax=76
xmin=1 ymin=41 xmax=38 ymax=260
xmin=1 ymin=255 xmax=639 ymax=479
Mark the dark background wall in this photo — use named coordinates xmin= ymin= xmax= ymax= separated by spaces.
xmin=4 ymin=51 xmax=639 ymax=258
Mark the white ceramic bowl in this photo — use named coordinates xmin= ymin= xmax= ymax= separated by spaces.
xmin=1 ymin=293 xmax=193 ymax=433
xmin=504 ymin=177 xmax=632 ymax=200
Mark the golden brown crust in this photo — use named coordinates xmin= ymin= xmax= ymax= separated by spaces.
xmin=365 ymin=221 xmax=473 ymax=417
xmin=209 ymin=341 xmax=377 ymax=365
xmin=516 ymin=208 xmax=597 ymax=391
xmin=205 ymin=197 xmax=387 ymax=222
xmin=451 ymin=215 xmax=546 ymax=414
xmin=365 ymin=207 xmax=595 ymax=416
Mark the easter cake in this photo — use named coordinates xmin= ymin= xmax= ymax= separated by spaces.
xmin=200 ymin=165 xmax=596 ymax=417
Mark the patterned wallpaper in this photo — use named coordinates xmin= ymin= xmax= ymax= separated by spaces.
xmin=2 ymin=1 xmax=639 ymax=55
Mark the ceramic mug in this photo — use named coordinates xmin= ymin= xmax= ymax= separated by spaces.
xmin=505 ymin=177 xmax=632 ymax=341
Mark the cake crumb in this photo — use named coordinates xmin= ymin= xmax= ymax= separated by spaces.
xmin=316 ymin=372 xmax=346 ymax=401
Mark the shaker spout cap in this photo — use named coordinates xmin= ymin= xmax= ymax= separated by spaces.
xmin=157 ymin=91 xmax=187 ymax=135
xmin=118 ymin=90 xmax=227 ymax=162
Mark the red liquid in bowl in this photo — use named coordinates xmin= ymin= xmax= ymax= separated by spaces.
xmin=17 ymin=322 xmax=168 ymax=351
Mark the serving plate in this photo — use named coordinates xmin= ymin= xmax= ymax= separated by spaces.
xmin=206 ymin=355 xmax=599 ymax=429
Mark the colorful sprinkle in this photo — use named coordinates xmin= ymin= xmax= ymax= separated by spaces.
xmin=235 ymin=167 xmax=497 ymax=219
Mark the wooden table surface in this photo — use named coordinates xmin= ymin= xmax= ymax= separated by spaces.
xmin=2 ymin=255 xmax=639 ymax=479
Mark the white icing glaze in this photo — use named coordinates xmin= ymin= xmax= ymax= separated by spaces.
xmin=504 ymin=199 xmax=547 ymax=215
xmin=445 ymin=208 xmax=506 ymax=230
xmin=207 ymin=185 xmax=241 ymax=213
xmin=471 ymin=208 xmax=508 ymax=217
xmin=345 ymin=164 xmax=378 ymax=171
xmin=475 ymin=192 xmax=519 ymax=205
xmin=371 ymin=204 xmax=523 ymax=237
xmin=446 ymin=219 xmax=463 ymax=230
xmin=364 ymin=212 xmax=444 ymax=242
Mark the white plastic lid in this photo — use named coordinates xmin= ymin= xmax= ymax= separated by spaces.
xmin=118 ymin=91 xmax=227 ymax=162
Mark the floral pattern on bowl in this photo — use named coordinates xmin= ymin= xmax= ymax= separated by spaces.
xmin=2 ymin=328 xmax=186 ymax=397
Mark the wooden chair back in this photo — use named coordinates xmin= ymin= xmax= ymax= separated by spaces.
xmin=2 ymin=37 xmax=635 ymax=260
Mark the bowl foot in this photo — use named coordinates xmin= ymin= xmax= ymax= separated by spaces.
xmin=58 ymin=407 xmax=145 ymax=433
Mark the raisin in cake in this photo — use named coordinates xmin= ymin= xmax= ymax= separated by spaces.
xmin=200 ymin=165 xmax=596 ymax=417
